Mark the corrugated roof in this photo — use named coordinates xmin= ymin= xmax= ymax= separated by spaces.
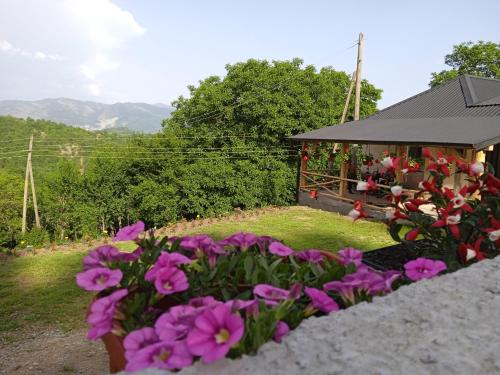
xmin=370 ymin=75 xmax=500 ymax=119
xmin=291 ymin=75 xmax=500 ymax=149
xmin=290 ymin=117 xmax=500 ymax=149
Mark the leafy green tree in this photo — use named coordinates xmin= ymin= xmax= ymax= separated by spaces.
xmin=0 ymin=170 xmax=23 ymax=247
xmin=430 ymin=41 xmax=500 ymax=87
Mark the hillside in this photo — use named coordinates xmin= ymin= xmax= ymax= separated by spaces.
xmin=0 ymin=116 xmax=129 ymax=176
xmin=0 ymin=98 xmax=173 ymax=133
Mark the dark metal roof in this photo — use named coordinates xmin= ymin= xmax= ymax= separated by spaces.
xmin=291 ymin=75 xmax=500 ymax=149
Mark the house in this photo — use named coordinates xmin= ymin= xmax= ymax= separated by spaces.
xmin=290 ymin=75 xmax=500 ymax=211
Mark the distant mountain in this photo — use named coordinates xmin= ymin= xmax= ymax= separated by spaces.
xmin=0 ymin=98 xmax=173 ymax=133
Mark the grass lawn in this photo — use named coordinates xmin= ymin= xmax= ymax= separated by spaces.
xmin=0 ymin=207 xmax=394 ymax=341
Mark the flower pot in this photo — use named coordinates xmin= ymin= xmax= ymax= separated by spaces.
xmin=102 ymin=333 xmax=126 ymax=373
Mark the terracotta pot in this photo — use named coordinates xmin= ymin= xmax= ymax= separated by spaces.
xmin=102 ymin=333 xmax=126 ymax=373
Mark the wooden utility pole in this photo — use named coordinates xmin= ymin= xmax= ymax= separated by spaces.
xmin=340 ymin=71 xmax=356 ymax=124
xmin=21 ymin=134 xmax=40 ymax=234
xmin=354 ymin=32 xmax=364 ymax=121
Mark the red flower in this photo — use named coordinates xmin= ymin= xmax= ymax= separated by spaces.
xmin=404 ymin=198 xmax=428 ymax=212
xmin=443 ymin=186 xmax=473 ymax=212
xmin=483 ymin=216 xmax=500 ymax=247
xmin=458 ymin=239 xmax=485 ymax=264
xmin=348 ymin=200 xmax=369 ymax=222
xmin=484 ymin=173 xmax=500 ymax=195
xmin=425 ymin=150 xmax=455 ymax=177
xmin=401 ymin=160 xmax=420 ymax=174
xmin=385 ymin=209 xmax=408 ymax=224
xmin=431 ymin=204 xmax=462 ymax=240
xmin=356 ymin=176 xmax=377 ymax=192
xmin=418 ymin=178 xmax=442 ymax=195
xmin=309 ymin=190 xmax=318 ymax=200
xmin=405 ymin=227 xmax=420 ymax=241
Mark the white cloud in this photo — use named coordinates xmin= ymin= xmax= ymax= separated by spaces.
xmin=86 ymin=83 xmax=101 ymax=96
xmin=63 ymin=0 xmax=146 ymax=49
xmin=0 ymin=40 xmax=12 ymax=51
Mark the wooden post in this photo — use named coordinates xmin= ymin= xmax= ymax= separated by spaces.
xmin=396 ymin=145 xmax=404 ymax=183
xmin=22 ymin=134 xmax=33 ymax=234
xmin=340 ymin=71 xmax=356 ymax=124
xmin=299 ymin=142 xmax=308 ymax=188
xmin=339 ymin=143 xmax=350 ymax=196
xmin=354 ymin=32 xmax=364 ymax=122
xmin=28 ymin=155 xmax=40 ymax=228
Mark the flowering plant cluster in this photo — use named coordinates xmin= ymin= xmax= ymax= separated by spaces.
xmin=76 ymin=222 xmax=436 ymax=372
xmin=355 ymin=148 xmax=500 ymax=270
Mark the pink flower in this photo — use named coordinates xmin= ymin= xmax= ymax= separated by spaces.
xmin=155 ymin=305 xmax=199 ymax=342
xmin=269 ymin=242 xmax=293 ymax=257
xmin=125 ymin=340 xmax=193 ymax=371
xmin=404 ymin=258 xmax=447 ymax=281
xmin=86 ymin=289 xmax=128 ymax=340
xmin=116 ymin=247 xmax=144 ymax=262
xmin=272 ymin=321 xmax=289 ymax=343
xmin=337 ymin=247 xmax=363 ymax=267
xmin=145 ymin=252 xmax=192 ymax=282
xmin=181 ymin=235 xmax=226 ymax=266
xmin=123 ymin=327 xmax=159 ymax=361
xmin=323 ymin=281 xmax=356 ymax=305
xmin=255 ymin=236 xmax=276 ymax=253
xmin=188 ymin=296 xmax=222 ymax=309
xmin=219 ymin=232 xmax=258 ymax=251
xmin=304 ymin=287 xmax=339 ymax=313
xmin=295 ymin=249 xmax=325 ymax=264
xmin=83 ymin=245 xmax=121 ymax=270
xmin=76 ymin=267 xmax=122 ymax=292
xmin=114 ymin=221 xmax=145 ymax=241
xmin=224 ymin=299 xmax=258 ymax=312
xmin=154 ymin=267 xmax=189 ymax=295
xmin=186 ymin=304 xmax=244 ymax=363
xmin=253 ymin=284 xmax=290 ymax=302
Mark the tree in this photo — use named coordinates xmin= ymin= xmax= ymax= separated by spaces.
xmin=430 ymin=41 xmax=500 ymax=87
xmin=0 ymin=170 xmax=24 ymax=247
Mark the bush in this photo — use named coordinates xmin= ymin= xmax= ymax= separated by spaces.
xmin=20 ymin=227 xmax=50 ymax=248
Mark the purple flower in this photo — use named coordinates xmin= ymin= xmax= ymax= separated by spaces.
xmin=114 ymin=221 xmax=145 ymax=241
xmin=296 ymin=250 xmax=325 ymax=264
xmin=304 ymin=287 xmax=339 ymax=313
xmin=288 ymin=282 xmax=303 ymax=299
xmin=116 ymin=247 xmax=144 ymax=262
xmin=145 ymin=252 xmax=192 ymax=282
xmin=186 ymin=304 xmax=244 ymax=363
xmin=181 ymin=235 xmax=226 ymax=266
xmin=269 ymin=242 xmax=293 ymax=257
xmin=255 ymin=236 xmax=276 ymax=254
xmin=76 ymin=267 xmax=122 ymax=292
xmin=125 ymin=340 xmax=193 ymax=371
xmin=323 ymin=281 xmax=356 ymax=305
xmin=337 ymin=247 xmax=363 ymax=267
xmin=188 ymin=296 xmax=222 ymax=309
xmin=224 ymin=299 xmax=257 ymax=312
xmin=272 ymin=321 xmax=289 ymax=343
xmin=86 ymin=289 xmax=128 ymax=340
xmin=123 ymin=327 xmax=159 ymax=361
xmin=83 ymin=245 xmax=121 ymax=270
xmin=155 ymin=305 xmax=199 ymax=342
xmin=368 ymin=270 xmax=401 ymax=294
xmin=404 ymin=258 xmax=447 ymax=281
xmin=342 ymin=268 xmax=382 ymax=292
xmin=253 ymin=284 xmax=290 ymax=302
xmin=219 ymin=232 xmax=258 ymax=251
xmin=154 ymin=267 xmax=189 ymax=295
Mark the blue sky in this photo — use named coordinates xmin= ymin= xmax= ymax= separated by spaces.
xmin=0 ymin=0 xmax=499 ymax=108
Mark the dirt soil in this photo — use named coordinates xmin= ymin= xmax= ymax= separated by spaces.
xmin=0 ymin=329 xmax=108 ymax=375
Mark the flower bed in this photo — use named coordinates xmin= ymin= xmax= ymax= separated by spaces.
xmin=75 ymin=222 xmax=444 ymax=373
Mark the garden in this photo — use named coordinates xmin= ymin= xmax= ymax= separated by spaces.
xmin=71 ymin=150 xmax=498 ymax=373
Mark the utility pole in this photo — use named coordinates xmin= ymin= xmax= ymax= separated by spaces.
xmin=21 ymin=134 xmax=40 ymax=234
xmin=354 ymin=32 xmax=364 ymax=121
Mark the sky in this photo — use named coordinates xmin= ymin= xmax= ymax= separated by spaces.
xmin=0 ymin=0 xmax=499 ymax=109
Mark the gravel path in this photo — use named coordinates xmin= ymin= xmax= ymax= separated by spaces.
xmin=0 ymin=330 xmax=107 ymax=375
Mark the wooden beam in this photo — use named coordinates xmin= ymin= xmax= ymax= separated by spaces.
xmin=395 ymin=145 xmax=404 ymax=183
xmin=340 ymin=71 xmax=356 ymax=124
xmin=21 ymin=134 xmax=33 ymax=234
xmin=339 ymin=143 xmax=350 ymax=197
xmin=299 ymin=142 xmax=309 ymax=188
